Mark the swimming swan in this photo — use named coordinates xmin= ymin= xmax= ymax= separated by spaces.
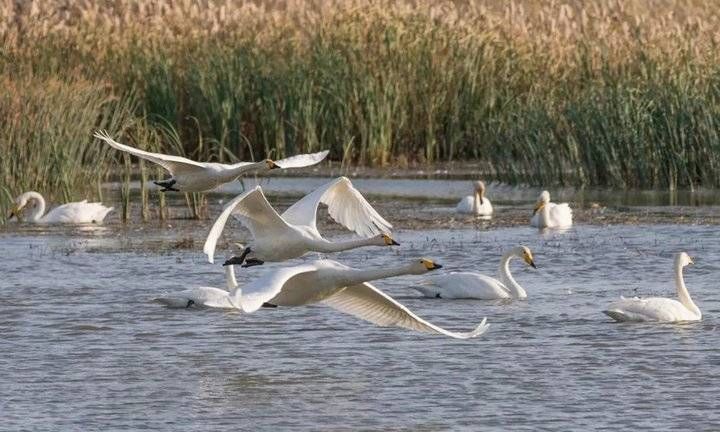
xmin=416 ymin=246 xmax=536 ymax=299
xmin=230 ymin=258 xmax=489 ymax=339
xmin=530 ymin=190 xmax=572 ymax=229
xmin=456 ymin=181 xmax=493 ymax=216
xmin=94 ymin=130 xmax=329 ymax=192
xmin=155 ymin=264 xmax=241 ymax=309
xmin=204 ymin=177 xmax=398 ymax=267
xmin=9 ymin=191 xmax=113 ymax=224
xmin=604 ymin=252 xmax=701 ymax=322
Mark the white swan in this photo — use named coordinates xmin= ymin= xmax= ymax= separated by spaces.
xmin=530 ymin=190 xmax=572 ymax=228
xmin=94 ymin=130 xmax=329 ymax=192
xmin=604 ymin=252 xmax=701 ymax=322
xmin=9 ymin=191 xmax=113 ymax=224
xmin=203 ymin=177 xmax=398 ymax=267
xmin=416 ymin=246 xmax=536 ymax=300
xmin=155 ymin=264 xmax=241 ymax=309
xmin=456 ymin=181 xmax=493 ymax=216
xmin=230 ymin=258 xmax=489 ymax=339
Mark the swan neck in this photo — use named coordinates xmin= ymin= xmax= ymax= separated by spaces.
xmin=339 ymin=264 xmax=415 ymax=286
xmin=227 ymin=161 xmax=266 ymax=177
xmin=499 ymin=253 xmax=527 ymax=299
xmin=473 ymin=191 xmax=481 ymax=211
xmin=26 ymin=192 xmax=46 ymax=222
xmin=314 ymin=237 xmax=378 ymax=253
xmin=675 ymin=264 xmax=699 ymax=316
xmin=225 ymin=265 xmax=238 ymax=291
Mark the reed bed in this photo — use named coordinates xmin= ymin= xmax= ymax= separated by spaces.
xmin=2 ymin=0 xmax=720 ymax=221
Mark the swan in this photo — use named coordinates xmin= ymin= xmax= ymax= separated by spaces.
xmin=204 ymin=177 xmax=398 ymax=267
xmin=604 ymin=252 xmax=701 ymax=322
xmin=530 ymin=190 xmax=572 ymax=228
xmin=9 ymin=191 xmax=113 ymax=224
xmin=230 ymin=258 xmax=489 ymax=339
xmin=456 ymin=181 xmax=493 ymax=216
xmin=155 ymin=264 xmax=241 ymax=309
xmin=415 ymin=246 xmax=536 ymax=299
xmin=94 ymin=130 xmax=329 ymax=192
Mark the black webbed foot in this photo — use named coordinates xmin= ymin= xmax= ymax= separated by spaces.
xmin=223 ymin=247 xmax=252 ymax=267
xmin=186 ymin=299 xmax=196 ymax=308
xmin=154 ymin=179 xmax=180 ymax=192
xmin=261 ymin=303 xmax=278 ymax=308
xmin=241 ymin=258 xmax=265 ymax=268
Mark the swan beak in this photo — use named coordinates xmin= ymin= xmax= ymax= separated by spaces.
xmin=532 ymin=202 xmax=544 ymax=215
xmin=266 ymin=159 xmax=279 ymax=170
xmin=529 ymin=260 xmax=537 ymax=269
xmin=223 ymin=256 xmax=245 ymax=266
xmin=383 ymin=234 xmax=400 ymax=246
xmin=8 ymin=204 xmax=21 ymax=220
xmin=432 ymin=263 xmax=443 ymax=270
xmin=421 ymin=258 xmax=443 ymax=271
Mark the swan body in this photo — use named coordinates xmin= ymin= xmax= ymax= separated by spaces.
xmin=456 ymin=181 xmax=493 ymax=216
xmin=204 ymin=177 xmax=397 ymax=266
xmin=229 ymin=258 xmax=489 ymax=339
xmin=155 ymin=265 xmax=240 ymax=309
xmin=10 ymin=191 xmax=113 ymax=224
xmin=417 ymin=246 xmax=536 ymax=300
xmin=604 ymin=252 xmax=701 ymax=322
xmin=94 ymin=130 xmax=328 ymax=192
xmin=530 ymin=190 xmax=572 ymax=228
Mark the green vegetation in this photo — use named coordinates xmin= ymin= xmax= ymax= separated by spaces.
xmin=2 ymin=0 xmax=720 ymax=222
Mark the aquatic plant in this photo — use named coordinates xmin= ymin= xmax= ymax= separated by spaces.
xmin=2 ymin=0 xmax=720 ymax=207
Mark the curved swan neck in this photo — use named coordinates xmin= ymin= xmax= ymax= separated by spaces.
xmin=313 ymin=237 xmax=380 ymax=253
xmin=24 ymin=192 xmax=46 ymax=222
xmin=675 ymin=263 xmax=700 ymax=317
xmin=337 ymin=263 xmax=418 ymax=286
xmin=499 ymin=253 xmax=527 ymax=299
xmin=473 ymin=191 xmax=481 ymax=211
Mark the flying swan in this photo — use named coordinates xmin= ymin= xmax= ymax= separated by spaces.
xmin=530 ymin=190 xmax=572 ymax=229
xmin=229 ymin=258 xmax=489 ymax=339
xmin=456 ymin=181 xmax=493 ymax=216
xmin=154 ymin=264 xmax=240 ymax=309
xmin=93 ymin=130 xmax=329 ymax=192
xmin=204 ymin=177 xmax=398 ymax=267
xmin=604 ymin=252 xmax=701 ymax=322
xmin=415 ymin=246 xmax=537 ymax=299
xmin=9 ymin=191 xmax=113 ymax=224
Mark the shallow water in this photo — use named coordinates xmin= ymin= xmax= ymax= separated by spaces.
xmin=2 ymin=221 xmax=720 ymax=430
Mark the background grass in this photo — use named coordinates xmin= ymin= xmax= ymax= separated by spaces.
xmin=2 ymin=0 xmax=720 ymax=221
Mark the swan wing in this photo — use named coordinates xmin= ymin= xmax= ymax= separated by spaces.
xmin=274 ymin=150 xmax=329 ymax=169
xmin=604 ymin=297 xmax=693 ymax=322
xmin=281 ymin=176 xmax=392 ymax=237
xmin=94 ymin=130 xmax=205 ymax=175
xmin=203 ymin=186 xmax=290 ymax=263
xmin=322 ymin=282 xmax=489 ymax=339
xmin=549 ymin=203 xmax=573 ymax=226
xmin=237 ymin=264 xmax=320 ymax=313
xmin=422 ymin=272 xmax=511 ymax=299
xmin=42 ymin=201 xmax=113 ymax=223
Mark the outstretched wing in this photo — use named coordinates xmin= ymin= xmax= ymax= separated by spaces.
xmin=274 ymin=150 xmax=329 ymax=169
xmin=322 ymin=282 xmax=489 ymax=339
xmin=281 ymin=176 xmax=391 ymax=237
xmin=94 ymin=130 xmax=205 ymax=176
xmin=203 ymin=187 xmax=290 ymax=263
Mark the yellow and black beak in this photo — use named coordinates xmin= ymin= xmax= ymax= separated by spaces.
xmin=8 ymin=204 xmax=20 ymax=220
xmin=421 ymin=258 xmax=443 ymax=270
xmin=266 ymin=159 xmax=279 ymax=170
xmin=532 ymin=202 xmax=544 ymax=215
xmin=529 ymin=259 xmax=537 ymax=269
xmin=383 ymin=234 xmax=400 ymax=246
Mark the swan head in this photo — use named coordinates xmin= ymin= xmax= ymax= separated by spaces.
xmin=265 ymin=159 xmax=279 ymax=170
xmin=533 ymin=190 xmax=550 ymax=214
xmin=512 ymin=246 xmax=537 ymax=269
xmin=377 ymin=233 xmax=400 ymax=246
xmin=9 ymin=192 xmax=39 ymax=221
xmin=675 ymin=252 xmax=694 ymax=268
xmin=411 ymin=258 xmax=443 ymax=274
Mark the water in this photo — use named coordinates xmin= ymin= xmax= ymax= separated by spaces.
xmin=3 ymin=218 xmax=720 ymax=430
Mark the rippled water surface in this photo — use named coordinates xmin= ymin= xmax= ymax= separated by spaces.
xmin=3 ymin=217 xmax=720 ymax=430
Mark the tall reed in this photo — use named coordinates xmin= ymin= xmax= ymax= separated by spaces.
xmin=2 ymin=0 xmax=720 ymax=194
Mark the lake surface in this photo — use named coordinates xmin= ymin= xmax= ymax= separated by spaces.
xmin=2 ymin=190 xmax=720 ymax=430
